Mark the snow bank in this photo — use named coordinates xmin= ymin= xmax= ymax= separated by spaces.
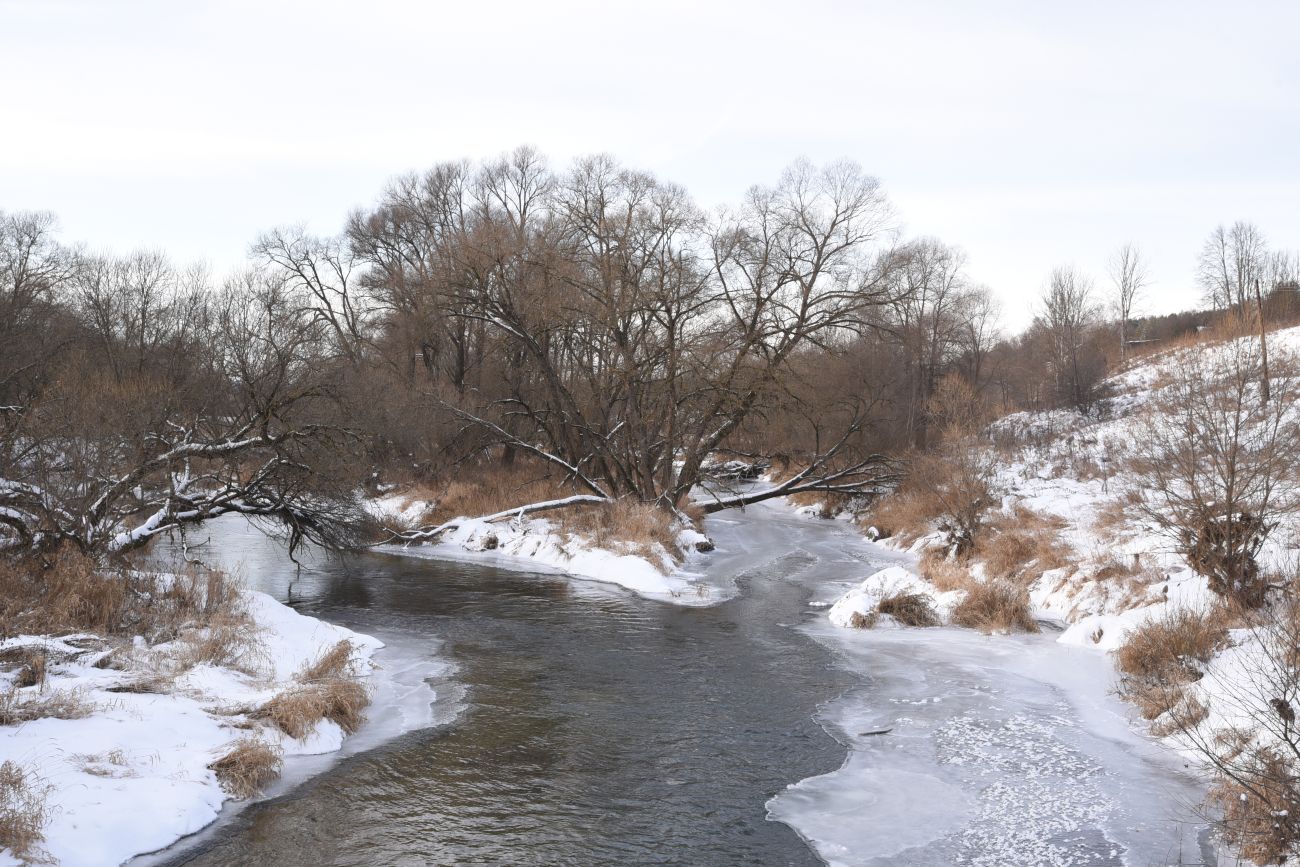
xmin=0 ymin=591 xmax=420 ymax=867
xmin=371 ymin=500 xmax=717 ymax=605
xmin=827 ymin=565 xmax=964 ymax=628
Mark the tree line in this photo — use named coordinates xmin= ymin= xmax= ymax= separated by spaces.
xmin=3 ymin=149 xmax=1295 ymax=556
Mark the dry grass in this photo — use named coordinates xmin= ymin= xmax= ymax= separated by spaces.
xmin=973 ymin=508 xmax=1072 ymax=582
xmin=1211 ymin=748 xmax=1300 ymax=865
xmin=1148 ymin=693 xmax=1209 ymax=737
xmin=1114 ymin=608 xmax=1228 ymax=683
xmin=876 ymin=592 xmax=940 ymax=627
xmin=0 ymin=547 xmax=249 ymax=652
xmin=848 ymin=610 xmax=877 ymax=629
xmin=951 ymin=581 xmax=1039 ymax=634
xmin=1114 ymin=608 xmax=1228 ymax=724
xmin=866 ymin=487 xmax=942 ymax=544
xmin=175 ymin=606 xmax=263 ymax=675
xmin=1091 ymin=498 xmax=1132 ymax=536
xmin=403 ymin=460 xmax=572 ymax=527
xmin=0 ymin=761 xmax=48 ymax=864
xmin=918 ymin=549 xmax=972 ymax=592
xmin=0 ymin=687 xmax=95 ymax=726
xmin=257 ymin=680 xmax=368 ymax=740
xmin=0 ymin=650 xmax=47 ymax=691
xmin=208 ymin=736 xmax=282 ymax=800
xmin=300 ymin=640 xmax=357 ymax=682
xmin=257 ymin=648 xmax=370 ymax=742
xmin=557 ymin=498 xmax=682 ymax=565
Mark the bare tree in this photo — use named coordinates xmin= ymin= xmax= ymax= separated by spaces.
xmin=1035 ymin=265 xmax=1101 ymax=409
xmin=1 ymin=260 xmax=359 ymax=558
xmin=1107 ymin=242 xmax=1148 ymax=361
xmin=1199 ymin=221 xmax=1268 ymax=313
xmin=348 ymin=153 xmax=907 ymax=534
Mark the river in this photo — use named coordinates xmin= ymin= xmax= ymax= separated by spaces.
xmin=141 ymin=502 xmax=1218 ymax=866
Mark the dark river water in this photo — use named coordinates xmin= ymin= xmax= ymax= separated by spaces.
xmin=149 ymin=514 xmax=860 ymax=866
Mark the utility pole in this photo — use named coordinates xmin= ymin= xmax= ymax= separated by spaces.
xmin=1255 ymin=277 xmax=1271 ymax=404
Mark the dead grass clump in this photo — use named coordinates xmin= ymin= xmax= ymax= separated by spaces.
xmin=1091 ymin=499 xmax=1132 ymax=536
xmin=557 ymin=499 xmax=682 ymax=565
xmin=176 ymin=606 xmax=263 ymax=675
xmin=0 ymin=761 xmax=49 ymax=863
xmin=876 ymin=592 xmax=939 ymax=627
xmin=1114 ymin=608 xmax=1227 ymax=683
xmin=951 ymin=581 xmax=1039 ymax=634
xmin=0 ymin=688 xmax=95 ymax=726
xmin=104 ymin=672 xmax=174 ymax=695
xmin=918 ymin=549 xmax=972 ymax=593
xmin=1211 ymin=748 xmax=1300 ymax=865
xmin=974 ymin=509 xmax=1072 ymax=582
xmin=257 ymin=679 xmax=369 ymax=740
xmin=299 ymin=640 xmax=357 ymax=683
xmin=208 ymin=737 xmax=282 ymax=800
xmin=1148 ymin=693 xmax=1209 ymax=737
xmin=848 ymin=611 xmax=877 ymax=629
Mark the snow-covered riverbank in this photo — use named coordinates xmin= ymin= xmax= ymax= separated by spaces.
xmin=0 ymin=586 xmax=440 ymax=867
xmin=368 ymin=493 xmax=721 ymax=605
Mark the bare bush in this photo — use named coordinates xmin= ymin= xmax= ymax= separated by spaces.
xmin=1128 ymin=337 xmax=1300 ymax=607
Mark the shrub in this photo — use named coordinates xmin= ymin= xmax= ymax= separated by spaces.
xmin=866 ymin=446 xmax=998 ymax=553
xmin=951 ymin=581 xmax=1038 ymax=633
xmin=0 ymin=761 xmax=48 ymax=864
xmin=208 ymin=737 xmax=282 ymax=800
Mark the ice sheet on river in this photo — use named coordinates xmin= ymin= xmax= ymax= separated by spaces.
xmin=703 ymin=501 xmax=1216 ymax=866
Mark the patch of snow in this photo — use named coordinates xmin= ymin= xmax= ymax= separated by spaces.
xmin=0 ymin=590 xmax=439 ymax=867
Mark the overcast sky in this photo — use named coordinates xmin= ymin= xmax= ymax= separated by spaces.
xmin=3 ymin=0 xmax=1297 ymax=329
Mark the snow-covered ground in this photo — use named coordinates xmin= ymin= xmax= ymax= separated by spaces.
xmin=367 ymin=494 xmax=723 ymax=605
xmin=0 ymin=587 xmax=440 ymax=867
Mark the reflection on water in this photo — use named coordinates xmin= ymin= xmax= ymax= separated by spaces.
xmin=148 ymin=518 xmax=854 ymax=866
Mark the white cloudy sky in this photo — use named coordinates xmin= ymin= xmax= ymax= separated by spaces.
xmin=2 ymin=0 xmax=1298 ymax=329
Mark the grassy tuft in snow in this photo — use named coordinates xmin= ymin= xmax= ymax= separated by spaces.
xmin=208 ymin=736 xmax=284 ymax=800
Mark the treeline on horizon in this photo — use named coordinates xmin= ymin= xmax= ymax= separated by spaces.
xmin=3 ymin=146 xmax=1299 ymax=555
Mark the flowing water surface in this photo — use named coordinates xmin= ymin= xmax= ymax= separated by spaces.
xmin=141 ymin=504 xmax=1217 ymax=866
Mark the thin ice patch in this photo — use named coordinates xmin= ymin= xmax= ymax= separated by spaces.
xmin=934 ymin=711 xmax=1120 ymax=866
